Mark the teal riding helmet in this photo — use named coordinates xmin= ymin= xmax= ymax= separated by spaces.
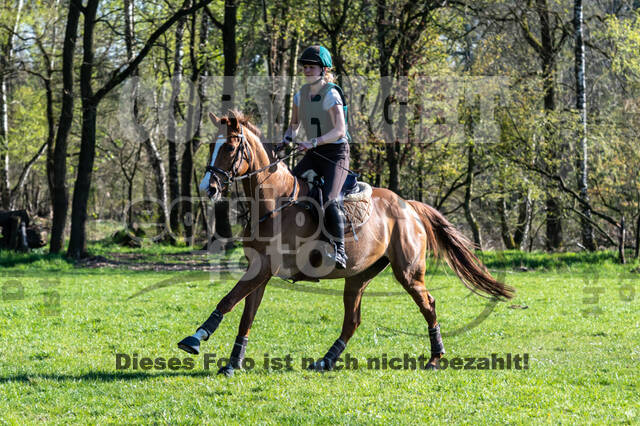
xmin=298 ymin=45 xmax=333 ymax=68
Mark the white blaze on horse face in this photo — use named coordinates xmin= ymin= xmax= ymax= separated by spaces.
xmin=199 ymin=136 xmax=227 ymax=191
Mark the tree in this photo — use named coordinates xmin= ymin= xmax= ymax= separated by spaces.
xmin=167 ymin=0 xmax=189 ymax=236
xmin=516 ymin=0 xmax=570 ymax=250
xmin=49 ymin=0 xmax=82 ymax=253
xmin=180 ymin=9 xmax=209 ymax=244
xmin=123 ymin=0 xmax=171 ymax=242
xmin=375 ymin=0 xmax=446 ymax=195
xmin=205 ymin=0 xmax=238 ymax=246
xmin=65 ymin=0 xmax=216 ymax=258
xmin=573 ymin=0 xmax=595 ymax=251
xmin=0 ymin=0 xmax=25 ymax=209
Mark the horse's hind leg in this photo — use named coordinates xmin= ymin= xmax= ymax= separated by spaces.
xmin=397 ymin=274 xmax=443 ymax=369
xmin=308 ymin=257 xmax=389 ymax=371
xmin=389 ymin=237 xmax=444 ymax=369
xmin=217 ymin=283 xmax=267 ymax=377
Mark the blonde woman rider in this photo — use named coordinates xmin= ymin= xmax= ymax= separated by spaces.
xmin=280 ymin=45 xmax=351 ymax=269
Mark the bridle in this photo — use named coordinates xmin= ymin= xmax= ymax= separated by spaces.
xmin=205 ymin=123 xmax=300 ymax=223
xmin=205 ymin=124 xmax=297 ymax=195
xmin=205 ymin=126 xmax=252 ymax=190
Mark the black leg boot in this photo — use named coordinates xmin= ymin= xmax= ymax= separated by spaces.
xmin=324 ymin=201 xmax=348 ymax=269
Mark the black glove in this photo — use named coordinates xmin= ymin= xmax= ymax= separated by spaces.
xmin=275 ymin=136 xmax=292 ymax=153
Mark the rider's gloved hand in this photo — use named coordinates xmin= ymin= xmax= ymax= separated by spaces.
xmin=275 ymin=136 xmax=292 ymax=153
xmin=297 ymin=140 xmax=314 ymax=152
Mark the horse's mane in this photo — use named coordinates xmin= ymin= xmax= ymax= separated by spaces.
xmin=221 ymin=109 xmax=278 ymax=162
xmin=221 ymin=109 xmax=262 ymax=138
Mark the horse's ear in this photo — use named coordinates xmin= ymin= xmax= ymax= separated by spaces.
xmin=209 ymin=112 xmax=221 ymax=126
xmin=227 ymin=109 xmax=241 ymax=132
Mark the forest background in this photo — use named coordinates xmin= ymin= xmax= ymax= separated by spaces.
xmin=1 ymin=0 xmax=639 ymax=261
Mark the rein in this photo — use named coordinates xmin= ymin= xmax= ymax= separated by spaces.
xmin=310 ymin=149 xmax=359 ymax=177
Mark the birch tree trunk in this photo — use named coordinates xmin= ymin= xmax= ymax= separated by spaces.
xmin=0 ymin=0 xmax=25 ymax=209
xmin=574 ymin=0 xmax=596 ymax=251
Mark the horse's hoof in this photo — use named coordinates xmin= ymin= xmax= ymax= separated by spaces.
xmin=177 ymin=336 xmax=200 ymax=355
xmin=217 ymin=364 xmax=235 ymax=377
xmin=307 ymin=359 xmax=331 ymax=372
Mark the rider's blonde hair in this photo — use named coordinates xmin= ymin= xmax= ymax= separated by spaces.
xmin=324 ymin=68 xmax=335 ymax=84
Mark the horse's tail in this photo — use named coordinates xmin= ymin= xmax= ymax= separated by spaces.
xmin=407 ymin=200 xmax=514 ymax=300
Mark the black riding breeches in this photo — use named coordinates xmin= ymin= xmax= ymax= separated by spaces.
xmin=292 ymin=142 xmax=350 ymax=204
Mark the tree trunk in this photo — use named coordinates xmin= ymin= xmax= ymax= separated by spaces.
xmin=44 ymin=68 xmax=56 ymax=213
xmin=537 ymin=0 xmax=563 ymax=251
xmin=40 ymin=2 xmax=60 ymax=212
xmin=180 ymin=10 xmax=209 ymax=245
xmin=283 ymin=32 xmax=298 ymax=133
xmin=574 ymin=0 xmax=596 ymax=251
xmin=374 ymin=151 xmax=381 ymax=188
xmin=127 ymin=175 xmax=135 ymax=230
xmin=0 ymin=71 xmax=10 ymax=209
xmin=144 ymin=137 xmax=171 ymax=241
xmin=123 ymin=0 xmax=171 ymax=241
xmin=0 ymin=0 xmax=24 ymax=210
xmin=498 ymin=198 xmax=517 ymax=249
xmin=211 ymin=0 xmax=238 ymax=245
xmin=261 ymin=0 xmax=276 ymax=142
xmin=545 ymin=197 xmax=562 ymax=251
xmin=463 ymin=141 xmax=482 ymax=250
xmin=167 ymin=4 xmax=189 ymax=236
xmin=375 ymin=0 xmax=397 ymax=193
xmin=514 ymin=190 xmax=532 ymax=250
xmin=619 ymin=216 xmax=626 ymax=264
xmin=67 ymin=0 xmax=99 ymax=259
xmin=221 ymin=0 xmax=237 ymax=114
xmin=50 ymin=0 xmax=82 ymax=253
xmin=634 ymin=212 xmax=639 ymax=259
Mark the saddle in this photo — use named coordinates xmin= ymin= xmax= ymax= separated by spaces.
xmin=299 ymin=171 xmax=373 ymax=230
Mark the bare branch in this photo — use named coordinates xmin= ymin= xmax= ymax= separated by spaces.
xmin=10 ymin=141 xmax=48 ymax=204
xmin=93 ymin=0 xmax=215 ymax=102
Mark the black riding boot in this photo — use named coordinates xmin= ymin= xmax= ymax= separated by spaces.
xmin=324 ymin=201 xmax=348 ymax=269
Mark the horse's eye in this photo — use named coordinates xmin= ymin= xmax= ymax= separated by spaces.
xmin=222 ymin=144 xmax=234 ymax=153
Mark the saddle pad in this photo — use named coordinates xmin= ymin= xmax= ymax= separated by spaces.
xmin=343 ymin=182 xmax=372 ymax=203
xmin=342 ymin=182 xmax=373 ymax=227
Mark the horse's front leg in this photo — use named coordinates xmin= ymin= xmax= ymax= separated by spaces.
xmin=216 ymin=283 xmax=267 ymax=377
xmin=178 ymin=256 xmax=271 ymax=355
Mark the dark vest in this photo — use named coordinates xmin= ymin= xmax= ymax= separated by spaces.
xmin=299 ymin=82 xmax=351 ymax=143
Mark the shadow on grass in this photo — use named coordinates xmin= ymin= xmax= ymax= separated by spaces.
xmin=0 ymin=368 xmax=308 ymax=384
xmin=0 ymin=370 xmax=216 ymax=384
xmin=0 ymin=250 xmax=73 ymax=269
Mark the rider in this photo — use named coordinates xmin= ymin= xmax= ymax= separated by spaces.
xmin=280 ymin=45 xmax=351 ymax=269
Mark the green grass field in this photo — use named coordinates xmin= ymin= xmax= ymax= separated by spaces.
xmin=1 ymin=246 xmax=638 ymax=424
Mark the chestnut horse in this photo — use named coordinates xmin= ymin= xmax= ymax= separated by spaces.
xmin=177 ymin=110 xmax=514 ymax=374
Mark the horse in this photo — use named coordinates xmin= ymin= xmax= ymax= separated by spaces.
xmin=177 ymin=110 xmax=514 ymax=375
